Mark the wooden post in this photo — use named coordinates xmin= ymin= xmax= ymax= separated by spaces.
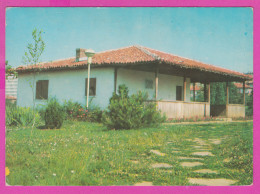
xmin=114 ymin=67 xmax=118 ymax=93
xmin=243 ymin=81 xmax=246 ymax=105
xmin=193 ymin=82 xmax=196 ymax=102
xmin=226 ymin=82 xmax=229 ymax=105
xmin=208 ymin=82 xmax=211 ymax=103
xmin=226 ymin=82 xmax=229 ymax=117
xmin=183 ymin=76 xmax=186 ymax=101
xmin=155 ymin=66 xmax=159 ymax=100
xmin=204 ymin=82 xmax=207 ymax=102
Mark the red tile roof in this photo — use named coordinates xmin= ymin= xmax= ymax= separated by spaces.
xmin=16 ymin=45 xmax=252 ymax=80
xmin=6 ymin=95 xmax=17 ymax=100
xmin=233 ymin=82 xmax=252 ymax=89
xmin=190 ymin=85 xmax=201 ymax=91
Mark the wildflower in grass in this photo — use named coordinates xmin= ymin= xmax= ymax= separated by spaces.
xmin=5 ymin=167 xmax=10 ymax=176
xmin=53 ymin=173 xmax=56 ymax=176
xmin=71 ymin=170 xmax=75 ymax=174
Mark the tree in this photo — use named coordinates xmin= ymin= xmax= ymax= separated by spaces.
xmin=210 ymin=82 xmax=226 ymax=105
xmin=5 ymin=60 xmax=17 ymax=78
xmin=22 ymin=28 xmax=45 ymax=127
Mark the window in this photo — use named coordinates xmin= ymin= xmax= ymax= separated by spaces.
xmin=36 ymin=80 xmax=49 ymax=100
xmin=145 ymin=79 xmax=153 ymax=89
xmin=85 ymin=78 xmax=96 ymax=96
xmin=176 ymin=86 xmax=182 ymax=101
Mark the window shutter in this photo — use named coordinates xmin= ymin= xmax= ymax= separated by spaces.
xmin=36 ymin=81 xmax=42 ymax=99
xmin=36 ymin=80 xmax=49 ymax=100
xmin=85 ymin=78 xmax=96 ymax=96
xmin=176 ymin=86 xmax=182 ymax=101
xmin=90 ymin=78 xmax=96 ymax=96
xmin=42 ymin=80 xmax=49 ymax=99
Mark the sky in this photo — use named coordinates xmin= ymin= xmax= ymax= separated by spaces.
xmin=5 ymin=7 xmax=253 ymax=73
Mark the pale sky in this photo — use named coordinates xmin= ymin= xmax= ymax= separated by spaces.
xmin=6 ymin=7 xmax=253 ymax=73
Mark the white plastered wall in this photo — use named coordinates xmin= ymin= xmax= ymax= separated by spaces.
xmin=116 ymin=68 xmax=191 ymax=101
xmin=17 ymin=68 xmax=115 ymax=109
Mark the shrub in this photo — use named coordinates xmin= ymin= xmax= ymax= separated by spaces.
xmin=102 ymin=84 xmax=165 ymax=130
xmin=44 ymin=98 xmax=65 ymax=129
xmin=87 ymin=106 xmax=103 ymax=123
xmin=63 ymin=100 xmax=85 ymax=120
xmin=63 ymin=100 xmax=103 ymax=122
xmin=6 ymin=104 xmax=41 ymax=127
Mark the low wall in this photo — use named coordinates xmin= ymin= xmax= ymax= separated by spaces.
xmin=156 ymin=101 xmax=210 ymax=119
xmin=210 ymin=105 xmax=226 ymax=117
xmin=227 ymin=104 xmax=245 ymax=118
xmin=210 ymin=104 xmax=245 ymax=118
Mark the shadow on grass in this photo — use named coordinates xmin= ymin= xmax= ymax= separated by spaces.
xmin=37 ymin=125 xmax=51 ymax=130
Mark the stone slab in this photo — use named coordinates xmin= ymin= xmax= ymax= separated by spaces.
xmin=178 ymin=156 xmax=204 ymax=160
xmin=209 ymin=139 xmax=221 ymax=145
xmin=188 ymin=178 xmax=237 ymax=186
xmin=180 ymin=162 xmax=203 ymax=167
xmin=151 ymin=150 xmax=165 ymax=156
xmin=192 ymin=152 xmax=214 ymax=156
xmin=193 ymin=169 xmax=218 ymax=174
xmin=134 ymin=181 xmax=153 ymax=186
xmin=151 ymin=163 xmax=173 ymax=168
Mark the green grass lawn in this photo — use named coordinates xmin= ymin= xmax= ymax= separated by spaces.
xmin=5 ymin=121 xmax=253 ymax=186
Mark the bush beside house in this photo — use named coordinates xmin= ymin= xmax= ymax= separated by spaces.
xmin=102 ymin=85 xmax=165 ymax=130
xmin=44 ymin=98 xmax=65 ymax=129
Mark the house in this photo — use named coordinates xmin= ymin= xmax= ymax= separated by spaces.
xmin=233 ymin=82 xmax=252 ymax=95
xmin=16 ymin=45 xmax=252 ymax=118
xmin=190 ymin=84 xmax=202 ymax=101
xmin=5 ymin=75 xmax=18 ymax=103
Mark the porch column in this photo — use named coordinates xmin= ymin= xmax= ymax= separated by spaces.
xmin=204 ymin=82 xmax=207 ymax=102
xmin=226 ymin=82 xmax=229 ymax=105
xmin=243 ymin=81 xmax=246 ymax=105
xmin=208 ymin=82 xmax=211 ymax=103
xmin=183 ymin=76 xmax=186 ymax=101
xmin=226 ymin=82 xmax=229 ymax=117
xmin=193 ymin=82 xmax=196 ymax=102
xmin=155 ymin=66 xmax=159 ymax=100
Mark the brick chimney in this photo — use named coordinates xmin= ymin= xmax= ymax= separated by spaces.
xmin=76 ymin=48 xmax=88 ymax=62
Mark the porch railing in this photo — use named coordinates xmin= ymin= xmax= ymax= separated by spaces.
xmin=153 ymin=100 xmax=210 ymax=119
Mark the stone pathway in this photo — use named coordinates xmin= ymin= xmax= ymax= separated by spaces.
xmin=134 ymin=181 xmax=153 ymax=186
xmin=150 ymin=150 xmax=165 ymax=156
xmin=177 ymin=156 xmax=204 ymax=160
xmin=151 ymin=163 xmax=173 ymax=168
xmin=188 ymin=178 xmax=237 ymax=186
xmin=147 ymin=134 xmax=238 ymax=186
xmin=193 ymin=169 xmax=218 ymax=174
xmin=193 ymin=138 xmax=208 ymax=146
xmin=209 ymin=139 xmax=221 ymax=145
xmin=180 ymin=162 xmax=203 ymax=167
xmin=192 ymin=151 xmax=214 ymax=156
